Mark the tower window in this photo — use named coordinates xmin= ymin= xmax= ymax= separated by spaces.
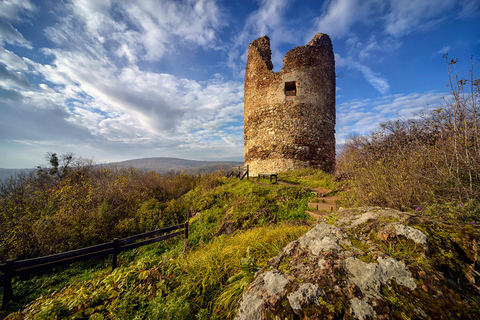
xmin=285 ymin=81 xmax=296 ymax=96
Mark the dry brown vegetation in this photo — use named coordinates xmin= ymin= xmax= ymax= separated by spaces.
xmin=0 ymin=161 xmax=200 ymax=263
xmin=337 ymin=57 xmax=480 ymax=222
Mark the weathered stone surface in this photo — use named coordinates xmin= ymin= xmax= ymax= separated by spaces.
xmin=235 ymin=207 xmax=480 ymax=319
xmin=244 ymin=33 xmax=336 ymax=176
xmin=287 ymin=283 xmax=324 ymax=311
xmin=345 ymin=256 xmax=416 ymax=298
xmin=235 ymin=270 xmax=293 ymax=320
xmin=349 ymin=297 xmax=376 ymax=320
xmin=393 ymin=223 xmax=428 ymax=245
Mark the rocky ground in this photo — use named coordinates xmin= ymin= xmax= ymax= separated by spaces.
xmin=235 ymin=207 xmax=480 ymax=319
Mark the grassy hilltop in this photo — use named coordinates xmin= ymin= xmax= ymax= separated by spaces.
xmin=1 ymin=58 xmax=479 ymax=319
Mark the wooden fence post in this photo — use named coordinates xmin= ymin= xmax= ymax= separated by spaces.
xmin=184 ymin=221 xmax=189 ymax=239
xmin=112 ymin=239 xmax=119 ymax=271
xmin=2 ymin=260 xmax=13 ymax=310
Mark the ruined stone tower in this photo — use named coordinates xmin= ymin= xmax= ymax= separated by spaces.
xmin=244 ymin=33 xmax=336 ymax=177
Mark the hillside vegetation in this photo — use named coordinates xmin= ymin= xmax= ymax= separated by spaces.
xmin=1 ymin=58 xmax=478 ymax=319
xmin=1 ymin=168 xmax=319 ymax=319
xmin=338 ymin=57 xmax=479 ymax=222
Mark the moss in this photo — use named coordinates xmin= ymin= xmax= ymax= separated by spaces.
xmin=369 ymin=225 xmax=425 ymax=266
xmin=278 ymin=258 xmax=292 ymax=274
xmin=326 ymin=213 xmax=338 ymax=225
xmin=317 ymin=296 xmax=335 ymax=313
xmin=339 ymin=243 xmax=350 ymax=250
xmin=380 ymin=217 xmax=400 ymax=223
xmin=350 ymin=238 xmax=369 ymax=252
xmin=358 ymin=254 xmax=377 ymax=264
xmin=380 ymin=278 xmax=480 ymax=319
xmin=417 ymin=221 xmax=480 ymax=283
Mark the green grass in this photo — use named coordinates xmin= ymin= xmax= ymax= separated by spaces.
xmin=278 ymin=168 xmax=339 ymax=190
xmin=3 ymin=170 xmax=318 ymax=320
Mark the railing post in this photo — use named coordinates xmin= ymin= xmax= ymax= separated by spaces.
xmin=112 ymin=239 xmax=119 ymax=271
xmin=2 ymin=260 xmax=14 ymax=310
xmin=184 ymin=221 xmax=189 ymax=239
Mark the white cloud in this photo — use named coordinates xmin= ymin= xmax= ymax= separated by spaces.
xmin=435 ymin=45 xmax=451 ymax=55
xmin=310 ymin=0 xmax=384 ymax=39
xmin=311 ymin=0 xmax=473 ymax=40
xmin=457 ymin=0 xmax=480 ymax=18
xmin=0 ymin=0 xmax=35 ymax=46
xmin=385 ymin=0 xmax=455 ymax=37
xmin=357 ymin=37 xmax=402 ymax=60
xmin=336 ymin=91 xmax=446 ymax=139
xmin=0 ymin=46 xmax=28 ymax=71
xmin=0 ymin=0 xmax=245 ymax=167
xmin=0 ymin=63 xmax=30 ymax=89
xmin=44 ymin=0 xmax=224 ymax=63
xmin=335 ymin=53 xmax=390 ymax=95
xmin=116 ymin=0 xmax=224 ymax=61
xmin=232 ymin=0 xmax=294 ymax=71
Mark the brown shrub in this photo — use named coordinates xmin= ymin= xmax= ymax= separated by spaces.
xmin=337 ymin=57 xmax=480 ymax=221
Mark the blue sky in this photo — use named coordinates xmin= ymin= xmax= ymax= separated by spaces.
xmin=0 ymin=0 xmax=479 ymax=168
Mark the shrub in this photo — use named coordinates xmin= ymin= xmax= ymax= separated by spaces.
xmin=0 ymin=162 xmax=199 ymax=262
xmin=337 ymin=57 xmax=480 ymax=221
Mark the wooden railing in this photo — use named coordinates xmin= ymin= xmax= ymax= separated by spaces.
xmin=226 ymin=164 xmax=249 ymax=180
xmin=0 ymin=221 xmax=188 ymax=310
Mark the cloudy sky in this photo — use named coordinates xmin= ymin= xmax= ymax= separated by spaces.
xmin=0 ymin=0 xmax=478 ymax=168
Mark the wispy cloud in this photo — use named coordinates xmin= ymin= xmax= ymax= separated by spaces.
xmin=229 ymin=0 xmax=294 ymax=72
xmin=309 ymin=0 xmax=384 ymax=40
xmin=336 ymin=91 xmax=446 ymax=145
xmin=435 ymin=45 xmax=451 ymax=55
xmin=335 ymin=53 xmax=390 ymax=95
xmin=385 ymin=0 xmax=456 ymax=37
xmin=1 ymin=0 xmax=245 ymax=166
xmin=0 ymin=0 xmax=35 ymax=46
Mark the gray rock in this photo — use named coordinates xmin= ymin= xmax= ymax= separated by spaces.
xmin=345 ymin=256 xmax=416 ymax=298
xmin=393 ymin=224 xmax=428 ymax=245
xmin=298 ymin=223 xmax=346 ymax=255
xmin=350 ymin=297 xmax=376 ymax=320
xmin=235 ymin=207 xmax=478 ymax=319
xmin=287 ymin=283 xmax=324 ymax=311
xmin=262 ymin=270 xmax=290 ymax=295
xmin=235 ymin=270 xmax=290 ymax=320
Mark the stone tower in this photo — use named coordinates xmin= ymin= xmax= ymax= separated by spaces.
xmin=244 ymin=33 xmax=336 ymax=177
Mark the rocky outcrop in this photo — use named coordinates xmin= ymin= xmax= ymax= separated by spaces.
xmin=235 ymin=207 xmax=480 ymax=319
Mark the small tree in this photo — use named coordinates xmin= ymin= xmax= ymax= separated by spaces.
xmin=37 ymin=152 xmax=74 ymax=179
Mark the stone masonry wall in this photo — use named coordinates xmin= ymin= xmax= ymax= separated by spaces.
xmin=244 ymin=33 xmax=336 ymax=177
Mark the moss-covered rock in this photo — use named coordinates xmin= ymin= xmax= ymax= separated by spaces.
xmin=235 ymin=207 xmax=480 ymax=319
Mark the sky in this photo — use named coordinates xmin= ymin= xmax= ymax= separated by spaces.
xmin=0 ymin=0 xmax=479 ymax=168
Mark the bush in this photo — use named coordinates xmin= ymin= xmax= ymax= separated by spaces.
xmin=0 ymin=162 xmax=199 ymax=262
xmin=337 ymin=57 xmax=480 ymax=221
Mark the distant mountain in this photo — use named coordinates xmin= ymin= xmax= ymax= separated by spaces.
xmin=0 ymin=157 xmax=244 ymax=181
xmin=99 ymin=157 xmax=244 ymax=174
xmin=0 ymin=168 xmax=36 ymax=181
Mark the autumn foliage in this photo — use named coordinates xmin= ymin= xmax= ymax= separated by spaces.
xmin=337 ymin=57 xmax=480 ymax=221
xmin=0 ymin=163 xmax=199 ymax=263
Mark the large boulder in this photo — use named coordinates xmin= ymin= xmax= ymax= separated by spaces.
xmin=235 ymin=207 xmax=480 ymax=319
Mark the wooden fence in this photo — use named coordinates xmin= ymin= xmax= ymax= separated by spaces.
xmin=226 ymin=164 xmax=249 ymax=180
xmin=0 ymin=221 xmax=188 ymax=310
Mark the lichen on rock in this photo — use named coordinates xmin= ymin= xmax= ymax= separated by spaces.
xmin=235 ymin=207 xmax=480 ymax=319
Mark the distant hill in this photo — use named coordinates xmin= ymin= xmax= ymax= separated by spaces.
xmin=101 ymin=157 xmax=243 ymax=174
xmin=0 ymin=157 xmax=244 ymax=181
xmin=0 ymin=168 xmax=35 ymax=181
xmin=102 ymin=157 xmax=242 ymax=172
